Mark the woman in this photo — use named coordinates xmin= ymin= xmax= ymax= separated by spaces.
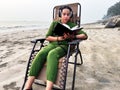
xmin=25 ymin=5 xmax=88 ymax=90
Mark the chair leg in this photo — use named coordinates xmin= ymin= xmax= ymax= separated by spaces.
xmin=71 ymin=45 xmax=83 ymax=90
xmin=21 ymin=58 xmax=32 ymax=90
xmin=71 ymin=51 xmax=78 ymax=90
xmin=79 ymin=50 xmax=83 ymax=65
xmin=62 ymin=44 xmax=71 ymax=90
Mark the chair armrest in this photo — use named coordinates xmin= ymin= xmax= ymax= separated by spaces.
xmin=31 ymin=38 xmax=46 ymax=43
xmin=68 ymin=39 xmax=82 ymax=45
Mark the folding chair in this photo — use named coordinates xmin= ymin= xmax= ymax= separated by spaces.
xmin=22 ymin=2 xmax=83 ymax=90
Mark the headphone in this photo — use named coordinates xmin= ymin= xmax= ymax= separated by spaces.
xmin=58 ymin=5 xmax=73 ymax=18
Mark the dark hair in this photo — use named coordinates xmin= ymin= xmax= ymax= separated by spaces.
xmin=59 ymin=5 xmax=73 ymax=18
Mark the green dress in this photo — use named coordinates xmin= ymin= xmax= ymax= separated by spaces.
xmin=29 ymin=20 xmax=87 ymax=82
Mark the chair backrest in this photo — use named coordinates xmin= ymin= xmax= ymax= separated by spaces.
xmin=53 ymin=3 xmax=81 ymax=27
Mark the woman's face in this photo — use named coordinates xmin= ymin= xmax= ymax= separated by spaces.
xmin=61 ymin=8 xmax=71 ymax=24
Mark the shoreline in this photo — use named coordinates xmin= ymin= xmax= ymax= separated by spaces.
xmin=0 ymin=28 xmax=49 ymax=34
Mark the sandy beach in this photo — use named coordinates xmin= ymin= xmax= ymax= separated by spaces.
xmin=0 ymin=23 xmax=120 ymax=90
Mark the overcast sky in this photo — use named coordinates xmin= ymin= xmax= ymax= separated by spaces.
xmin=0 ymin=0 xmax=119 ymax=23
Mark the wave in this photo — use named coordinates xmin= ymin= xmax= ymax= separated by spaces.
xmin=0 ymin=21 xmax=50 ymax=32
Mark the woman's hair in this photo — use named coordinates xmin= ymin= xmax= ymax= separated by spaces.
xmin=59 ymin=5 xmax=73 ymax=18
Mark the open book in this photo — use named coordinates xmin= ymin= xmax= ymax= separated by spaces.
xmin=54 ymin=22 xmax=83 ymax=36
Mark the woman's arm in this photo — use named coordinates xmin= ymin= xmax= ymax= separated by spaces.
xmin=46 ymin=36 xmax=65 ymax=42
xmin=75 ymin=34 xmax=88 ymax=40
xmin=46 ymin=33 xmax=87 ymax=42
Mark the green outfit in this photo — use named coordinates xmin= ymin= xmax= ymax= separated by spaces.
xmin=29 ymin=20 xmax=87 ymax=82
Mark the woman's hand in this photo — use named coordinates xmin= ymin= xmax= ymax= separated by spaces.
xmin=57 ymin=36 xmax=64 ymax=41
xmin=63 ymin=33 xmax=75 ymax=40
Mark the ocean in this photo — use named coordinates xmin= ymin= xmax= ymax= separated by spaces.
xmin=0 ymin=21 xmax=50 ymax=33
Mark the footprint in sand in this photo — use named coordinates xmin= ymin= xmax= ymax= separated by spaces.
xmin=3 ymin=82 xmax=20 ymax=90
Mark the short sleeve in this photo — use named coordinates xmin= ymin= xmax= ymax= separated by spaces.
xmin=46 ymin=21 xmax=58 ymax=37
xmin=46 ymin=21 xmax=54 ymax=37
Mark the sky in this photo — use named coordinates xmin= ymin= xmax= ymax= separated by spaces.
xmin=0 ymin=0 xmax=119 ymax=24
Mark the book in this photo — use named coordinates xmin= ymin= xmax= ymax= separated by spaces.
xmin=54 ymin=22 xmax=83 ymax=36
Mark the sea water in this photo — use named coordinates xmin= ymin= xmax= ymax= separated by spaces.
xmin=0 ymin=21 xmax=50 ymax=33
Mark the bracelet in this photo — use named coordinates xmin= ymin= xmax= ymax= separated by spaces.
xmin=57 ymin=36 xmax=58 ymax=41
xmin=73 ymin=35 xmax=77 ymax=39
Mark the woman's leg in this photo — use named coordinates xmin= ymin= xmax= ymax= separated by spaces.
xmin=25 ymin=44 xmax=55 ymax=89
xmin=46 ymin=46 xmax=67 ymax=89
xmin=25 ymin=76 xmax=35 ymax=89
xmin=46 ymin=80 xmax=53 ymax=90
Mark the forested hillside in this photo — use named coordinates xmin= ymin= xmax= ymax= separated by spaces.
xmin=103 ymin=1 xmax=120 ymax=19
